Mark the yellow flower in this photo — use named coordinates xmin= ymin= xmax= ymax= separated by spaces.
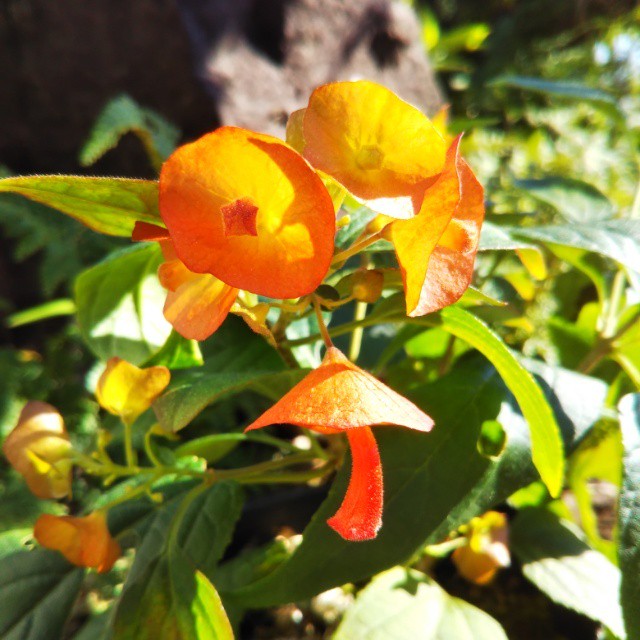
xmin=2 ymin=402 xmax=72 ymax=499
xmin=452 ymin=511 xmax=510 ymax=585
xmin=96 ymin=357 xmax=170 ymax=426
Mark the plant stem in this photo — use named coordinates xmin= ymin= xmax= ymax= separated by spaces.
xmin=331 ymin=231 xmax=383 ymax=266
xmin=348 ymin=301 xmax=368 ymax=362
xmin=602 ymin=270 xmax=626 ymax=338
xmin=123 ymin=421 xmax=137 ymax=468
xmin=313 ymin=296 xmax=334 ymax=349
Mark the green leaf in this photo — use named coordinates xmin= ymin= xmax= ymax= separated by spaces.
xmin=430 ymin=306 xmax=565 ymax=497
xmin=113 ymin=550 xmax=234 ymax=640
xmin=478 ymin=220 xmax=537 ymax=251
xmin=490 ymin=76 xmax=622 ymax=118
xmin=143 ymin=330 xmax=203 ymax=370
xmin=0 ymin=529 xmax=32 ymax=560
xmin=0 ymin=175 xmax=162 ymax=237
xmin=619 ymin=393 xmax=640 ymax=638
xmin=612 ymin=308 xmax=640 ymax=388
xmin=0 ymin=549 xmax=84 ymax=640
xmin=113 ymin=482 xmax=242 ymax=639
xmin=75 ymin=244 xmax=171 ymax=364
xmin=6 ymin=299 xmax=76 ymax=328
xmin=334 ymin=567 xmax=507 ymax=640
xmin=511 ymin=508 xmax=626 ymax=639
xmin=512 ymin=220 xmax=640 ymax=273
xmin=514 ymin=177 xmax=614 ymax=223
xmin=79 ymin=94 xmax=179 ymax=171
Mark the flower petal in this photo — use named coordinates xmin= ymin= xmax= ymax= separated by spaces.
xmin=34 ymin=512 xmax=121 ymax=573
xmin=245 ymin=347 xmax=433 ymax=433
xmin=327 ymin=427 xmax=383 ymax=541
xmin=408 ymin=157 xmax=484 ymax=316
xmin=159 ymin=126 xmax=336 ymax=299
xmin=302 ymin=81 xmax=446 ymax=205
xmin=164 ymin=273 xmax=238 ymax=341
xmin=390 ymin=137 xmax=484 ymax=316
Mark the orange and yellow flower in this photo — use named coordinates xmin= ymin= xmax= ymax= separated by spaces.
xmin=294 ymin=80 xmax=448 ymax=218
xmin=245 ymin=347 xmax=433 ymax=541
xmin=2 ymin=402 xmax=73 ymax=499
xmin=159 ymin=126 xmax=336 ymax=300
xmin=34 ymin=511 xmax=121 ymax=573
xmin=96 ymin=357 xmax=170 ymax=426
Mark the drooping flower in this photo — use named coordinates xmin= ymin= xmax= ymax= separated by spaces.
xmin=451 ymin=511 xmax=510 ymax=585
xmin=297 ymin=80 xmax=448 ymax=218
xmin=245 ymin=347 xmax=433 ymax=541
xmin=159 ymin=126 xmax=336 ymax=299
xmin=96 ymin=357 xmax=170 ymax=426
xmin=132 ymin=222 xmax=273 ymax=342
xmin=2 ymin=401 xmax=73 ymax=499
xmin=34 ymin=511 xmax=121 ymax=573
xmin=388 ymin=135 xmax=485 ymax=316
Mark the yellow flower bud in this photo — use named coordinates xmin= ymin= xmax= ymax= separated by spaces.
xmin=2 ymin=402 xmax=72 ymax=499
xmin=95 ymin=358 xmax=170 ymax=426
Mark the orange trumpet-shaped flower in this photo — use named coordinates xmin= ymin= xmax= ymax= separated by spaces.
xmin=389 ymin=136 xmax=485 ymax=316
xmin=96 ymin=357 xmax=170 ymax=426
xmin=245 ymin=347 xmax=433 ymax=541
xmin=159 ymin=126 xmax=336 ymax=299
xmin=2 ymin=402 xmax=73 ymax=499
xmin=299 ymin=80 xmax=447 ymax=217
xmin=34 ymin=511 xmax=121 ymax=573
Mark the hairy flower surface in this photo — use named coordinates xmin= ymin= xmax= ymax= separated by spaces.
xmin=159 ymin=126 xmax=336 ymax=299
xmin=245 ymin=347 xmax=433 ymax=541
xmin=2 ymin=401 xmax=72 ymax=499
xmin=389 ymin=136 xmax=485 ymax=316
xmin=96 ymin=357 xmax=170 ymax=426
xmin=34 ymin=512 xmax=121 ymax=573
xmin=298 ymin=80 xmax=447 ymax=218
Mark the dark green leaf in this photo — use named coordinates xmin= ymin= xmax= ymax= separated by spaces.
xmin=511 ymin=508 xmax=625 ymax=638
xmin=0 ymin=175 xmax=162 ymax=237
xmin=79 ymin=94 xmax=179 ymax=170
xmin=334 ymin=567 xmax=507 ymax=640
xmin=619 ymin=393 xmax=640 ymax=639
xmin=75 ymin=244 xmax=171 ymax=364
xmin=490 ymin=76 xmax=622 ymax=118
xmin=143 ymin=330 xmax=203 ymax=370
xmin=154 ymin=370 xmax=305 ymax=433
xmin=0 ymin=550 xmax=84 ymax=640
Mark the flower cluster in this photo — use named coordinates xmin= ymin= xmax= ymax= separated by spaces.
xmin=2 ymin=80 xmax=485 ymax=569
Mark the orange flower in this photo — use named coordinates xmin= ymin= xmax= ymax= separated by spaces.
xmin=34 ymin=511 xmax=121 ymax=573
xmin=2 ymin=402 xmax=73 ymax=499
xmin=159 ymin=126 xmax=336 ymax=299
xmin=96 ymin=357 xmax=170 ymax=426
xmin=451 ymin=511 xmax=510 ymax=585
xmin=388 ymin=136 xmax=485 ymax=316
xmin=245 ymin=347 xmax=433 ymax=541
xmin=298 ymin=80 xmax=447 ymax=218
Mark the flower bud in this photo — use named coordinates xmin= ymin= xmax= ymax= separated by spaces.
xmin=2 ymin=402 xmax=72 ymax=499
xmin=352 ymin=269 xmax=384 ymax=304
